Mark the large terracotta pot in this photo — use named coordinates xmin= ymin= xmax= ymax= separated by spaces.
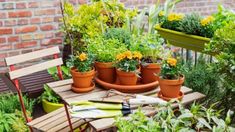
xmin=95 ymin=62 xmax=116 ymax=83
xmin=159 ymin=75 xmax=184 ymax=98
xmin=70 ymin=67 xmax=95 ymax=88
xmin=141 ymin=63 xmax=161 ymax=84
xmin=116 ymin=69 xmax=138 ymax=85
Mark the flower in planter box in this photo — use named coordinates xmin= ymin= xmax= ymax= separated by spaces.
xmin=167 ymin=13 xmax=184 ymax=22
xmin=201 ymin=16 xmax=214 ymax=26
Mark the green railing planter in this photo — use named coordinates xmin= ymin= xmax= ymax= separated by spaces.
xmin=155 ymin=26 xmax=210 ymax=52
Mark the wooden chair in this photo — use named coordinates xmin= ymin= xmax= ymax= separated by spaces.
xmin=4 ymin=46 xmax=73 ymax=131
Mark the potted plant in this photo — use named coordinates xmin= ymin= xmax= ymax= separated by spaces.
xmin=88 ymin=37 xmax=127 ymax=83
xmin=132 ymin=34 xmax=170 ymax=84
xmin=159 ymin=57 xmax=184 ymax=99
xmin=40 ymin=85 xmax=63 ymax=113
xmin=115 ymin=50 xmax=142 ymax=85
xmin=67 ymin=52 xmax=95 ymax=93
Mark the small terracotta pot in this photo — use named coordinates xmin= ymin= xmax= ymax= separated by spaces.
xmin=116 ymin=69 xmax=138 ymax=85
xmin=70 ymin=67 xmax=95 ymax=88
xmin=159 ymin=75 xmax=184 ymax=98
xmin=141 ymin=63 xmax=161 ymax=84
xmin=95 ymin=62 xmax=116 ymax=83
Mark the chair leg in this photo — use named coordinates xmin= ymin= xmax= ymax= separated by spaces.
xmin=64 ymin=102 xmax=73 ymax=132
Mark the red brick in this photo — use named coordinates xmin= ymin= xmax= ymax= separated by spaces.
xmin=42 ymin=17 xmax=54 ymax=23
xmin=18 ymin=19 xmax=29 ymax=25
xmin=0 ymin=28 xmax=13 ymax=35
xmin=55 ymin=32 xmax=63 ymax=37
xmin=45 ymin=32 xmax=54 ymax=38
xmin=0 ymin=61 xmax=6 ymax=67
xmin=0 ymin=12 xmax=7 ymax=19
xmin=16 ymin=3 xmax=26 ymax=9
xmin=0 ymin=45 xmax=12 ymax=50
xmin=35 ymin=9 xmax=55 ymax=16
xmin=0 ymin=53 xmax=7 ymax=58
xmin=15 ymin=41 xmax=37 ymax=49
xmin=30 ymin=18 xmax=41 ymax=24
xmin=8 ymin=36 xmax=19 ymax=42
xmin=28 ymin=2 xmax=39 ymax=8
xmin=40 ymin=25 xmax=54 ymax=31
xmin=0 ymin=21 xmax=3 ymax=27
xmin=2 ymin=3 xmax=14 ymax=9
xmin=9 ymin=11 xmax=32 ymax=18
xmin=0 ymin=38 xmax=6 ymax=43
xmin=42 ymin=38 xmax=62 ymax=45
xmin=4 ymin=20 xmax=16 ymax=26
xmin=54 ymin=16 xmax=62 ymax=22
xmin=16 ymin=26 xmax=37 ymax=34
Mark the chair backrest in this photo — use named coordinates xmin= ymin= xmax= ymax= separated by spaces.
xmin=5 ymin=46 xmax=63 ymax=80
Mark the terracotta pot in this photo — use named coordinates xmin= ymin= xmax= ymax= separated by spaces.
xmin=159 ymin=76 xmax=184 ymax=98
xmin=95 ymin=62 xmax=116 ymax=83
xmin=141 ymin=63 xmax=161 ymax=84
xmin=116 ymin=69 xmax=138 ymax=85
xmin=70 ymin=67 xmax=95 ymax=88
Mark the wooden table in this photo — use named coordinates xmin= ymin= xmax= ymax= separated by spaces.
xmin=46 ymin=79 xmax=205 ymax=132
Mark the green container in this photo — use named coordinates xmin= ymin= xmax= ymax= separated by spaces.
xmin=156 ymin=26 xmax=210 ymax=52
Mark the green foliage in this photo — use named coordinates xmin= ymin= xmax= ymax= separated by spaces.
xmin=87 ymin=36 xmax=127 ymax=63
xmin=182 ymin=55 xmax=222 ymax=104
xmin=178 ymin=13 xmax=202 ymax=36
xmin=116 ymin=103 xmax=234 ymax=132
xmin=130 ymin=34 xmax=169 ymax=63
xmin=47 ymin=65 xmax=71 ymax=80
xmin=62 ymin=1 xmax=136 ymax=52
xmin=39 ymin=85 xmax=61 ymax=104
xmin=103 ymin=28 xmax=131 ymax=49
xmin=0 ymin=111 xmax=17 ymax=132
xmin=160 ymin=58 xmax=183 ymax=79
xmin=0 ymin=93 xmax=35 ymax=114
xmin=66 ymin=53 xmax=95 ymax=72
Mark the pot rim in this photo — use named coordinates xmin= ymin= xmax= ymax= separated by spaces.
xmin=141 ymin=63 xmax=161 ymax=68
xmin=159 ymin=75 xmax=185 ymax=82
xmin=95 ymin=61 xmax=114 ymax=68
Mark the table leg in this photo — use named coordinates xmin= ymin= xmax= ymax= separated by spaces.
xmin=64 ymin=102 xmax=73 ymax=132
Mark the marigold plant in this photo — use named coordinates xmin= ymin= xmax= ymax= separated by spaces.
xmin=160 ymin=57 xmax=183 ymax=79
xmin=115 ymin=51 xmax=142 ymax=72
xmin=161 ymin=12 xmax=184 ymax=31
xmin=66 ymin=52 xmax=95 ymax=72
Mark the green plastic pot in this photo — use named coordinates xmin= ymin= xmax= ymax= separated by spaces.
xmin=42 ymin=99 xmax=63 ymax=113
xmin=156 ymin=26 xmax=210 ymax=52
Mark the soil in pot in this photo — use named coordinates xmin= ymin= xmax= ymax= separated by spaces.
xmin=116 ymin=69 xmax=138 ymax=85
xmin=159 ymin=76 xmax=184 ymax=98
xmin=95 ymin=62 xmax=116 ymax=83
xmin=141 ymin=63 xmax=161 ymax=84
xmin=70 ymin=67 xmax=95 ymax=88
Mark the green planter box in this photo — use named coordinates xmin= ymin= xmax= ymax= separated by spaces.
xmin=156 ymin=26 xmax=210 ymax=52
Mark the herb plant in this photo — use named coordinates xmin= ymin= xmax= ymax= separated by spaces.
xmin=39 ymin=85 xmax=61 ymax=104
xmin=87 ymin=37 xmax=127 ymax=63
xmin=66 ymin=52 xmax=95 ymax=72
xmin=47 ymin=66 xmax=71 ymax=80
xmin=115 ymin=51 xmax=142 ymax=72
xmin=116 ymin=102 xmax=234 ymax=132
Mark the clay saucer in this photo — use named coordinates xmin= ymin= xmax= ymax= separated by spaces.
xmin=94 ymin=77 xmax=158 ymax=93
xmin=71 ymin=82 xmax=95 ymax=93
xmin=158 ymin=91 xmax=184 ymax=101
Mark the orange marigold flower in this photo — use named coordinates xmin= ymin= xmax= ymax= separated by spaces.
xmin=167 ymin=58 xmax=177 ymax=67
xmin=123 ymin=51 xmax=132 ymax=59
xmin=116 ymin=53 xmax=125 ymax=61
xmin=78 ymin=52 xmax=87 ymax=61
xmin=132 ymin=51 xmax=142 ymax=60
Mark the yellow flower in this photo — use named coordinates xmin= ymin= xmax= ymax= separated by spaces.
xmin=167 ymin=13 xmax=184 ymax=22
xmin=77 ymin=52 xmax=87 ymax=61
xmin=201 ymin=16 xmax=214 ymax=26
xmin=132 ymin=51 xmax=142 ymax=60
xmin=123 ymin=51 xmax=132 ymax=59
xmin=159 ymin=11 xmax=165 ymax=17
xmin=116 ymin=53 xmax=125 ymax=61
xmin=167 ymin=58 xmax=177 ymax=67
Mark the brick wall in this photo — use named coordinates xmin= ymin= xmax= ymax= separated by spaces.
xmin=0 ymin=0 xmax=234 ymax=73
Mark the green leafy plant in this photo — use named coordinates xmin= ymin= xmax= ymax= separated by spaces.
xmin=87 ymin=36 xmax=127 ymax=63
xmin=116 ymin=102 xmax=234 ymax=132
xmin=115 ymin=51 xmax=142 ymax=72
xmin=160 ymin=57 xmax=183 ymax=79
xmin=0 ymin=93 xmax=35 ymax=114
xmin=103 ymin=28 xmax=131 ymax=49
xmin=66 ymin=52 xmax=95 ymax=72
xmin=39 ymin=85 xmax=61 ymax=104
xmin=47 ymin=66 xmax=71 ymax=80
